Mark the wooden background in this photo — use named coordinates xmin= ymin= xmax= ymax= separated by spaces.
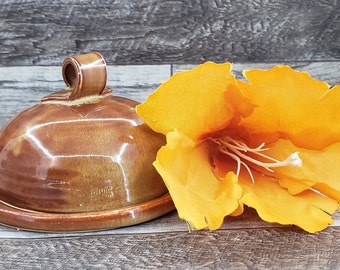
xmin=1 ymin=0 xmax=339 ymax=65
xmin=0 ymin=0 xmax=340 ymax=269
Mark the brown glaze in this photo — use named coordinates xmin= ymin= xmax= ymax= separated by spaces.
xmin=0 ymin=52 xmax=174 ymax=232
xmin=41 ymin=52 xmax=110 ymax=102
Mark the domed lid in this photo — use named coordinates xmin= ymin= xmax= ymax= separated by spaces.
xmin=0 ymin=52 xmax=174 ymax=232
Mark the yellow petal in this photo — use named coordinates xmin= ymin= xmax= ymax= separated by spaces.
xmin=278 ymin=177 xmax=311 ymax=195
xmin=265 ymin=139 xmax=340 ymax=201
xmin=137 ymin=62 xmax=254 ymax=139
xmin=154 ymin=130 xmax=242 ymax=230
xmin=210 ymin=149 xmax=338 ymax=232
xmin=240 ymin=171 xmax=338 ymax=233
xmin=240 ymin=66 xmax=340 ymax=149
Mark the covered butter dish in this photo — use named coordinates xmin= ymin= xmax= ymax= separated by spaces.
xmin=0 ymin=52 xmax=174 ymax=232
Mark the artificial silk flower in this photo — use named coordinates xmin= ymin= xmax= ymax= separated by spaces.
xmin=136 ymin=62 xmax=340 ymax=233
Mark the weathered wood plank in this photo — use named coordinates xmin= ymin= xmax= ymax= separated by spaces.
xmin=1 ymin=227 xmax=340 ymax=269
xmin=0 ymin=64 xmax=171 ymax=127
xmin=174 ymin=61 xmax=340 ymax=86
xmin=1 ymin=0 xmax=339 ymax=66
xmin=1 ymin=61 xmax=338 ymax=128
xmin=0 ymin=61 xmax=339 ymax=240
xmin=1 ymin=0 xmax=339 ymax=267
xmin=0 ymin=61 xmax=339 ymax=268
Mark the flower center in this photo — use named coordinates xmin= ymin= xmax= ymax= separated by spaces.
xmin=209 ymin=136 xmax=302 ymax=183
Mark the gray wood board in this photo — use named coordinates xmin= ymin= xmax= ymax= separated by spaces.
xmin=0 ymin=61 xmax=339 ymax=269
xmin=0 ymin=61 xmax=338 ymax=127
xmin=0 ymin=64 xmax=171 ymax=127
xmin=1 ymin=227 xmax=340 ymax=269
xmin=1 ymin=0 xmax=339 ymax=66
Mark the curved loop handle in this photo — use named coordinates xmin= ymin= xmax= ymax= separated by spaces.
xmin=42 ymin=52 xmax=111 ymax=103
xmin=63 ymin=52 xmax=107 ymax=100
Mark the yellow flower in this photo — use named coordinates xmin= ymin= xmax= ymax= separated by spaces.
xmin=136 ymin=62 xmax=340 ymax=233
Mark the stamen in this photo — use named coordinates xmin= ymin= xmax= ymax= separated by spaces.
xmin=209 ymin=136 xmax=302 ymax=183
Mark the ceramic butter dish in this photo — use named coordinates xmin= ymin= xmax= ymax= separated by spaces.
xmin=0 ymin=52 xmax=174 ymax=232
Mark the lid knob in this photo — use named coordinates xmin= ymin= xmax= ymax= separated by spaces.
xmin=42 ymin=52 xmax=111 ymax=102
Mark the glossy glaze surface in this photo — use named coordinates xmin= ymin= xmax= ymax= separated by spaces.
xmin=0 ymin=52 xmax=174 ymax=231
xmin=0 ymin=96 xmax=168 ymax=213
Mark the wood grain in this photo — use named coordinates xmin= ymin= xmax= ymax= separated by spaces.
xmin=1 ymin=227 xmax=340 ymax=269
xmin=0 ymin=64 xmax=171 ymax=127
xmin=1 ymin=0 xmax=339 ymax=66
xmin=1 ymin=0 xmax=340 ymax=267
xmin=1 ymin=61 xmax=338 ymax=128
xmin=0 ymin=61 xmax=339 ymax=236
xmin=175 ymin=61 xmax=340 ymax=86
